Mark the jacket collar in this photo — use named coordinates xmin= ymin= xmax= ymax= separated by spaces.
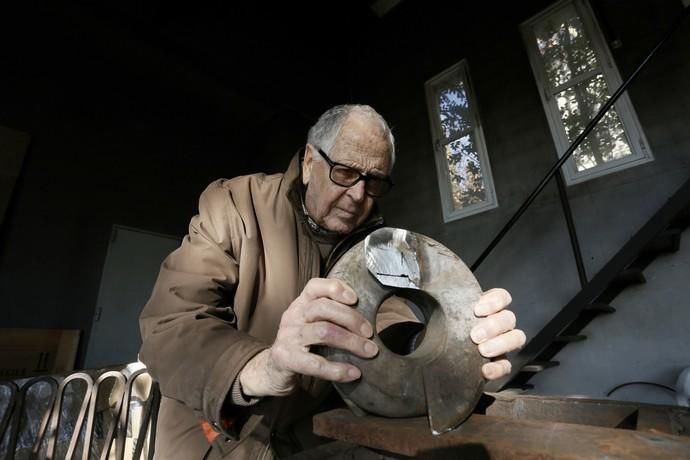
xmin=284 ymin=151 xmax=385 ymax=269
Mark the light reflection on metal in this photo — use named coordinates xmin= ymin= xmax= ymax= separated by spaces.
xmin=83 ymin=371 xmax=126 ymax=460
xmin=46 ymin=372 xmax=93 ymax=459
xmin=365 ymin=228 xmax=421 ymax=289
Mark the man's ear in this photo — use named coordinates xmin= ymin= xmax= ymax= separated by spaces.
xmin=302 ymin=144 xmax=314 ymax=185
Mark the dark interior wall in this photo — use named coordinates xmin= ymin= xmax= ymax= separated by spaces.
xmin=0 ymin=4 xmax=241 ymax=365
xmin=349 ymin=0 xmax=690 ymax=341
xmin=0 ymin=2 xmax=356 ymax=366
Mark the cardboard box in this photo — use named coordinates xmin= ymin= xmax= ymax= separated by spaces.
xmin=0 ymin=328 xmax=80 ymax=379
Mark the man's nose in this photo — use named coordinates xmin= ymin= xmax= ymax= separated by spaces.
xmin=348 ymin=180 xmax=367 ymax=201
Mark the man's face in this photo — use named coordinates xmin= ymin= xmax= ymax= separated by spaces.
xmin=302 ymin=113 xmax=392 ymax=234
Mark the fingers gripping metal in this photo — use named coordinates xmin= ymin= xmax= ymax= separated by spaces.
xmin=321 ymin=227 xmax=486 ymax=434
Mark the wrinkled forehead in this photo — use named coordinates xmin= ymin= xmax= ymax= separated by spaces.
xmin=329 ymin=113 xmax=393 ymax=173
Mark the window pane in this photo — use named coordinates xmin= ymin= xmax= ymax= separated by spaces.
xmin=438 ymin=81 xmax=472 ymax=139
xmin=555 ymin=74 xmax=633 ymax=171
xmin=444 ymin=134 xmax=487 ymax=209
xmin=534 ymin=4 xmax=598 ymax=88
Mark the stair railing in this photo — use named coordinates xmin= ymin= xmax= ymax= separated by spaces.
xmin=471 ymin=5 xmax=689 ymax=274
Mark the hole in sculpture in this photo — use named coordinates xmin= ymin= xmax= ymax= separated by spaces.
xmin=376 ymin=289 xmax=440 ymax=356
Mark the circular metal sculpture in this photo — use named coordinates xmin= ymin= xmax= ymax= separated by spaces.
xmin=321 ymin=227 xmax=486 ymax=434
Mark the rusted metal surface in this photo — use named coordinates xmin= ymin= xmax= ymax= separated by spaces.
xmin=313 ymin=408 xmax=690 ymax=459
xmin=485 ymin=392 xmax=690 ymax=436
xmin=637 ymin=407 xmax=690 ymax=436
xmin=322 ymin=227 xmax=485 ymax=434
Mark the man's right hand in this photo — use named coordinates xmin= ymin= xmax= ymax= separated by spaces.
xmin=238 ymin=278 xmax=378 ymax=397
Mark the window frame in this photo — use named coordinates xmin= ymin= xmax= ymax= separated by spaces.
xmin=521 ymin=0 xmax=653 ymax=185
xmin=425 ymin=60 xmax=498 ymax=223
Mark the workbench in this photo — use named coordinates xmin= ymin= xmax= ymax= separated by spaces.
xmin=299 ymin=392 xmax=690 ymax=459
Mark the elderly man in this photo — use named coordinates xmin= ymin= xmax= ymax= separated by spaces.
xmin=139 ymin=105 xmax=526 ymax=459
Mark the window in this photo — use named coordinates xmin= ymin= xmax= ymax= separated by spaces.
xmin=522 ymin=0 xmax=652 ymax=184
xmin=425 ymin=61 xmax=498 ymax=222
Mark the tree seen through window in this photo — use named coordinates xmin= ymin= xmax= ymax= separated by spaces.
xmin=534 ymin=5 xmax=633 ymax=172
xmin=438 ymin=83 xmax=486 ymax=209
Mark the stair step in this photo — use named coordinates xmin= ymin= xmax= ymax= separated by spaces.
xmin=643 ymin=228 xmax=682 ymax=255
xmin=584 ymin=303 xmax=616 ymax=314
xmin=612 ymin=268 xmax=646 ymax=286
xmin=671 ymin=205 xmax=690 ymax=229
xmin=497 ymin=181 xmax=690 ymax=392
xmin=521 ymin=361 xmax=560 ymax=373
xmin=553 ymin=335 xmax=587 ymax=343
xmin=503 ymin=384 xmax=535 ymax=393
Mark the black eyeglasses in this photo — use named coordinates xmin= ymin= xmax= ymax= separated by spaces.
xmin=316 ymin=147 xmax=393 ymax=197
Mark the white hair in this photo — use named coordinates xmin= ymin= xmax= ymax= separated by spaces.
xmin=307 ymin=104 xmax=396 ymax=169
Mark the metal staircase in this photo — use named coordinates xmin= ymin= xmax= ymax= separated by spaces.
xmin=471 ymin=5 xmax=690 ymax=395
xmin=490 ymin=178 xmax=690 ymax=392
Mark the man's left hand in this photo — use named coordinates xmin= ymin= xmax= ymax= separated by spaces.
xmin=470 ymin=288 xmax=526 ymax=380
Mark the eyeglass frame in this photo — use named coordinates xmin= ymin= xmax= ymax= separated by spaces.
xmin=313 ymin=145 xmax=394 ymax=198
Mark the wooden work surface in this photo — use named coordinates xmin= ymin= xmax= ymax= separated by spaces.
xmin=313 ymin=407 xmax=690 ymax=459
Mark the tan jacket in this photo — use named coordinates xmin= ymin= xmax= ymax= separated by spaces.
xmin=139 ymin=155 xmax=382 ymax=459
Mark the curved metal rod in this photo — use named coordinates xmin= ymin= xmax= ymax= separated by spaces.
xmin=94 ymin=371 xmax=127 ymax=460
xmin=0 ymin=381 xmax=19 ymax=447
xmin=3 ymin=368 xmax=159 ymax=460
xmin=131 ymin=381 xmax=160 ymax=460
xmin=4 ymin=376 xmax=59 ymax=459
xmin=113 ymin=368 xmax=150 ymax=460
xmin=471 ymin=6 xmax=689 ymax=272
xmin=45 ymin=372 xmax=93 ymax=460
xmin=27 ymin=377 xmax=60 ymax=459
xmin=146 ymin=382 xmax=160 ymax=460
xmin=80 ymin=371 xmax=126 ymax=460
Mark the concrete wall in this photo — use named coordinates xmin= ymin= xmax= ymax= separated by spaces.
xmin=349 ymin=0 xmax=690 ymax=400
xmin=530 ymin=228 xmax=690 ymax=405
